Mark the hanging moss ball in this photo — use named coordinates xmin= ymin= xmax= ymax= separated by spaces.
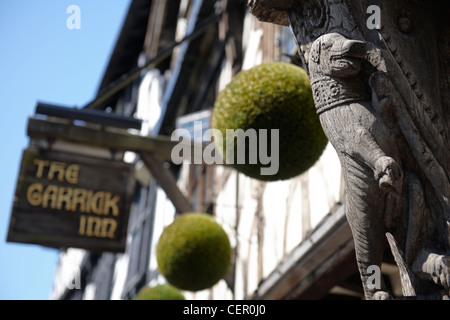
xmin=133 ymin=284 xmax=185 ymax=300
xmin=212 ymin=62 xmax=327 ymax=181
xmin=156 ymin=213 xmax=232 ymax=292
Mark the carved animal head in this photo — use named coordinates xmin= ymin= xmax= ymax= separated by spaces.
xmin=308 ymin=32 xmax=367 ymax=78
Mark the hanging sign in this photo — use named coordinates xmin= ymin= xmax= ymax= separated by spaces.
xmin=7 ymin=148 xmax=135 ymax=252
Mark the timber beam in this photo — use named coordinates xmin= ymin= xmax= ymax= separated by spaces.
xmin=139 ymin=152 xmax=192 ymax=213
xmin=27 ymin=117 xmax=197 ymax=213
xmin=252 ymin=204 xmax=355 ymax=300
xmin=27 ymin=117 xmax=204 ymax=162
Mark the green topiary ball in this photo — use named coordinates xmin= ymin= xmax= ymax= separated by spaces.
xmin=156 ymin=213 xmax=232 ymax=292
xmin=212 ymin=62 xmax=327 ymax=181
xmin=133 ymin=284 xmax=185 ymax=300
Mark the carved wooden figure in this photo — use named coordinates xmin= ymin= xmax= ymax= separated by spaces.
xmin=248 ymin=0 xmax=450 ymax=299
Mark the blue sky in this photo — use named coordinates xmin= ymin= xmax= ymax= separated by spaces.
xmin=0 ymin=0 xmax=131 ymax=299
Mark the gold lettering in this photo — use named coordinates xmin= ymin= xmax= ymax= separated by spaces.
xmin=79 ymin=215 xmax=86 ymax=236
xmin=103 ymin=193 xmax=120 ymax=216
xmin=33 ymin=160 xmax=80 ymax=183
xmin=48 ymin=162 xmax=66 ymax=182
xmin=78 ymin=215 xmax=118 ymax=239
xmin=71 ymin=188 xmax=87 ymax=212
xmin=102 ymin=218 xmax=117 ymax=239
xmin=33 ymin=159 xmax=49 ymax=179
xmin=85 ymin=190 xmax=93 ymax=214
xmin=56 ymin=187 xmax=73 ymax=210
xmin=86 ymin=216 xmax=102 ymax=237
xmin=26 ymin=183 xmax=43 ymax=206
xmin=90 ymin=192 xmax=105 ymax=215
xmin=65 ymin=164 xmax=80 ymax=184
xmin=25 ymin=178 xmax=123 ymax=239
xmin=42 ymin=185 xmax=58 ymax=209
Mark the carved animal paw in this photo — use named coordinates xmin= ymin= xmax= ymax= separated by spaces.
xmin=373 ymin=290 xmax=393 ymax=300
xmin=374 ymin=156 xmax=403 ymax=194
xmin=422 ymin=254 xmax=450 ymax=290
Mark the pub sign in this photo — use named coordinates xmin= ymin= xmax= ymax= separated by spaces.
xmin=7 ymin=148 xmax=135 ymax=252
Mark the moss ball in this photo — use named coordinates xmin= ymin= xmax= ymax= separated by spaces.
xmin=133 ymin=284 xmax=185 ymax=300
xmin=156 ymin=213 xmax=232 ymax=292
xmin=212 ymin=62 xmax=327 ymax=181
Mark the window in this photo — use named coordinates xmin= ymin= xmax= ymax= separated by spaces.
xmin=121 ymin=180 xmax=157 ymax=299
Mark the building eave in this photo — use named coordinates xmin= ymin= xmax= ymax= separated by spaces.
xmin=92 ymin=0 xmax=153 ymax=110
xmin=252 ymin=203 xmax=358 ymax=300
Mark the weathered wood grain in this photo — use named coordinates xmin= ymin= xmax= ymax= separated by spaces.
xmin=248 ymin=0 xmax=450 ymax=300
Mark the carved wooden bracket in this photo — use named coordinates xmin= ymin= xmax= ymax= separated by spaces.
xmin=247 ymin=0 xmax=295 ymax=26
xmin=249 ymin=0 xmax=450 ymax=300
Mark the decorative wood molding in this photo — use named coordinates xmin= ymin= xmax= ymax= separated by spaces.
xmin=249 ymin=0 xmax=450 ymax=300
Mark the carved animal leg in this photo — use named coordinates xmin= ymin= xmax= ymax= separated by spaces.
xmin=405 ymin=174 xmax=450 ymax=292
xmin=321 ymin=103 xmax=403 ymax=194
xmin=374 ymin=156 xmax=403 ymax=195
xmin=413 ymin=252 xmax=450 ymax=291
xmin=349 ymin=119 xmax=402 ymax=194
xmin=342 ymin=155 xmax=390 ymax=300
xmin=319 ymin=106 xmax=399 ymax=299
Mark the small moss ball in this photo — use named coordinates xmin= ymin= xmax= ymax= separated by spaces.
xmin=212 ymin=62 xmax=327 ymax=181
xmin=133 ymin=284 xmax=185 ymax=300
xmin=156 ymin=213 xmax=232 ymax=292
